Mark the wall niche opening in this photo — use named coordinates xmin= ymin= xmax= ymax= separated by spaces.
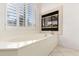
xmin=41 ymin=10 xmax=59 ymax=31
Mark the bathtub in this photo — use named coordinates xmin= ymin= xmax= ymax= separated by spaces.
xmin=0 ymin=33 xmax=58 ymax=56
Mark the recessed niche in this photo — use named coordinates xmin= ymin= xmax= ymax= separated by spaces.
xmin=41 ymin=10 xmax=59 ymax=31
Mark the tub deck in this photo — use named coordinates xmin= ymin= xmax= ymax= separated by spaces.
xmin=0 ymin=33 xmax=58 ymax=56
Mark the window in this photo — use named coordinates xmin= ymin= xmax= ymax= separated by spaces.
xmin=7 ymin=3 xmax=17 ymax=26
xmin=7 ymin=3 xmax=35 ymax=27
xmin=27 ymin=3 xmax=34 ymax=26
xmin=7 ymin=3 xmax=26 ymax=26
xmin=18 ymin=3 xmax=26 ymax=26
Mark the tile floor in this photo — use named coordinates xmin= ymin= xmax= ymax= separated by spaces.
xmin=49 ymin=46 xmax=79 ymax=56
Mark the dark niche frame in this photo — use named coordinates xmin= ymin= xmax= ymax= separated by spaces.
xmin=41 ymin=10 xmax=59 ymax=31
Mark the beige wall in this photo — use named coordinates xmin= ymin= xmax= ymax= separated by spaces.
xmin=41 ymin=3 xmax=79 ymax=50
xmin=61 ymin=3 xmax=79 ymax=49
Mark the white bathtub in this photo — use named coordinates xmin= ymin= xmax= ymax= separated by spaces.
xmin=0 ymin=33 xmax=58 ymax=56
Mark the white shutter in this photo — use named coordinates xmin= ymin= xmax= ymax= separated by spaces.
xmin=7 ymin=3 xmax=17 ymax=26
xmin=18 ymin=3 xmax=25 ymax=26
xmin=27 ymin=3 xmax=34 ymax=26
